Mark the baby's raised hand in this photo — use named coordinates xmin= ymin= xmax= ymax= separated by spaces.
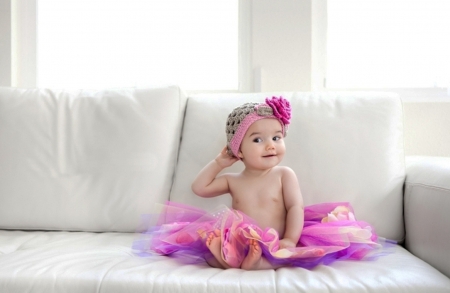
xmin=215 ymin=146 xmax=239 ymax=168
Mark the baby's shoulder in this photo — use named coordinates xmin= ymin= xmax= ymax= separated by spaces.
xmin=272 ymin=166 xmax=298 ymax=182
xmin=272 ymin=165 xmax=295 ymax=175
xmin=221 ymin=172 xmax=241 ymax=181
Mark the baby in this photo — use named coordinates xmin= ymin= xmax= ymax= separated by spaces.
xmin=133 ymin=96 xmax=384 ymax=270
xmin=191 ymin=97 xmax=304 ymax=270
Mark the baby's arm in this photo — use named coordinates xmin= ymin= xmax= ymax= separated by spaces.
xmin=279 ymin=167 xmax=304 ymax=249
xmin=191 ymin=146 xmax=238 ymax=198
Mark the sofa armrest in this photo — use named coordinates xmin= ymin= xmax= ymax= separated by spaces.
xmin=404 ymin=156 xmax=450 ymax=278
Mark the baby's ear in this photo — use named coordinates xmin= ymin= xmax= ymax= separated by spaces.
xmin=238 ymin=150 xmax=244 ymax=159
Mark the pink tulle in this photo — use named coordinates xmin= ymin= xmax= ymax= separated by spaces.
xmin=133 ymin=202 xmax=393 ymax=269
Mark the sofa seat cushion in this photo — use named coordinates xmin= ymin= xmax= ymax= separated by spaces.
xmin=1 ymin=231 xmax=449 ymax=293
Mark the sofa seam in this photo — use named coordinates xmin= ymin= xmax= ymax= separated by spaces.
xmin=167 ymin=89 xmax=188 ymax=200
xmin=404 ymin=182 xmax=450 ymax=193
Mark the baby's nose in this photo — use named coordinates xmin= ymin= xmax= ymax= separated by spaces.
xmin=266 ymin=141 xmax=275 ymax=150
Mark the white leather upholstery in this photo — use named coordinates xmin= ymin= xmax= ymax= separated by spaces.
xmin=1 ymin=230 xmax=449 ymax=293
xmin=170 ymin=92 xmax=405 ymax=241
xmin=405 ymin=156 xmax=450 ymax=278
xmin=0 ymin=86 xmax=186 ymax=232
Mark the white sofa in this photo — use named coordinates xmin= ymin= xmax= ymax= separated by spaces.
xmin=0 ymin=86 xmax=449 ymax=293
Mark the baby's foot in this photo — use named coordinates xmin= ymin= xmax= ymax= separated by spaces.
xmin=205 ymin=229 xmax=230 ymax=269
xmin=241 ymin=239 xmax=263 ymax=270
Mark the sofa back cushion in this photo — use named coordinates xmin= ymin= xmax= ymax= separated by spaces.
xmin=170 ymin=92 xmax=405 ymax=241
xmin=0 ymin=86 xmax=185 ymax=232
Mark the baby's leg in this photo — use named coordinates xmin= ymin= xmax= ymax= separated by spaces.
xmin=241 ymin=239 xmax=281 ymax=270
xmin=205 ymin=229 xmax=230 ymax=269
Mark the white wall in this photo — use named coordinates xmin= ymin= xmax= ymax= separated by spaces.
xmin=250 ymin=0 xmax=327 ymax=92
xmin=403 ymin=102 xmax=450 ymax=157
xmin=251 ymin=0 xmax=311 ymax=91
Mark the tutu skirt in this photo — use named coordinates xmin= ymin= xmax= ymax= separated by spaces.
xmin=133 ymin=201 xmax=392 ymax=269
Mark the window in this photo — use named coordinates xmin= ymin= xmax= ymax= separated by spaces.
xmin=327 ymin=0 xmax=450 ymax=89
xmin=37 ymin=0 xmax=239 ymax=91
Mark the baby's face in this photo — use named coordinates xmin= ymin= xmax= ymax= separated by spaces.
xmin=238 ymin=118 xmax=285 ymax=170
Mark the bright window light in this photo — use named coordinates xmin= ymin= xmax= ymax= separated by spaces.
xmin=37 ymin=0 xmax=238 ymax=90
xmin=327 ymin=0 xmax=450 ymax=89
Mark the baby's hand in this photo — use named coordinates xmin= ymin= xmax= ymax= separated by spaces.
xmin=215 ymin=146 xmax=239 ymax=168
xmin=279 ymin=238 xmax=296 ymax=250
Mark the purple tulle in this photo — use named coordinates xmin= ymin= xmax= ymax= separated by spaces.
xmin=133 ymin=201 xmax=393 ymax=269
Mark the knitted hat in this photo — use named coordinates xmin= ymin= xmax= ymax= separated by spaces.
xmin=226 ymin=96 xmax=291 ymax=158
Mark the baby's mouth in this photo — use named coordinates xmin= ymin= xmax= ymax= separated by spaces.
xmin=263 ymin=154 xmax=276 ymax=158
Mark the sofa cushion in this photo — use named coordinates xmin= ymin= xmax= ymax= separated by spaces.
xmin=0 ymin=231 xmax=449 ymax=293
xmin=0 ymin=86 xmax=186 ymax=232
xmin=170 ymin=92 xmax=405 ymax=241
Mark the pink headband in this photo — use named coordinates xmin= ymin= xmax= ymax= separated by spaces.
xmin=226 ymin=96 xmax=291 ymax=158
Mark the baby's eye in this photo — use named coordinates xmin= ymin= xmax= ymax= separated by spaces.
xmin=273 ymin=136 xmax=281 ymax=141
xmin=253 ymin=138 xmax=263 ymax=143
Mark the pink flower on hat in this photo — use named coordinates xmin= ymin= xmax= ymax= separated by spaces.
xmin=265 ymin=96 xmax=291 ymax=125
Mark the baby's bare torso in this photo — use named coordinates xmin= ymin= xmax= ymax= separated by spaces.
xmin=227 ymin=167 xmax=286 ymax=237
